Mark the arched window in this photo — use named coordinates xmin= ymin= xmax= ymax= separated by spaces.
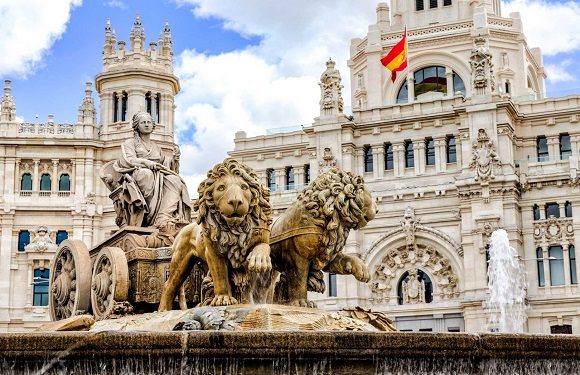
xmin=533 ymin=204 xmax=541 ymax=221
xmin=20 ymin=173 xmax=32 ymax=191
xmin=18 ymin=230 xmax=30 ymax=252
xmin=396 ymin=66 xmax=466 ymax=103
xmin=40 ymin=173 xmax=51 ymax=191
xmin=397 ymin=269 xmax=433 ymax=305
xmin=58 ymin=174 xmax=70 ymax=191
xmin=549 ymin=246 xmax=564 ymax=286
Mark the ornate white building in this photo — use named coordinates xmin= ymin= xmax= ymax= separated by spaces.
xmin=231 ymin=1 xmax=580 ymax=334
xmin=0 ymin=16 xmax=180 ymax=331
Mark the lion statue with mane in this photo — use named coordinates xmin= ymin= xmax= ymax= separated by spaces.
xmin=159 ymin=158 xmax=272 ymax=310
xmin=255 ymin=168 xmax=377 ymax=307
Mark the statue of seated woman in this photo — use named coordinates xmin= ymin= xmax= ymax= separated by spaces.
xmin=110 ymin=111 xmax=191 ymax=233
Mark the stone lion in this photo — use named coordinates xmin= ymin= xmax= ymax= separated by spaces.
xmin=256 ymin=168 xmax=377 ymax=307
xmin=159 ymin=158 xmax=272 ymax=310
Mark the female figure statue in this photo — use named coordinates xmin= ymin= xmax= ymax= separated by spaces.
xmin=114 ymin=111 xmax=191 ymax=229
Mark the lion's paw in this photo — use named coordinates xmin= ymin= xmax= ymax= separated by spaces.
xmin=247 ymin=246 xmax=272 ymax=273
xmin=210 ymin=295 xmax=238 ymax=306
xmin=289 ymin=299 xmax=317 ymax=308
xmin=345 ymin=259 xmax=371 ymax=283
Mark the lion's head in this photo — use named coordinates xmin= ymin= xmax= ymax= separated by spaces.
xmin=297 ymin=168 xmax=377 ymax=258
xmin=194 ymin=158 xmax=272 ymax=268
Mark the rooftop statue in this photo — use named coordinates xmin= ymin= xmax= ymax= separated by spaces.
xmin=159 ymin=158 xmax=272 ymax=310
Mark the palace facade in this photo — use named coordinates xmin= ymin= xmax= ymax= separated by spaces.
xmin=230 ymin=1 xmax=580 ymax=334
xmin=0 ymin=17 xmax=180 ymax=331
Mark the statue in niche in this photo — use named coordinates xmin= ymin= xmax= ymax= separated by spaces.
xmin=26 ymin=226 xmax=57 ymax=253
xmin=402 ymin=268 xmax=425 ymax=304
xmin=401 ymin=206 xmax=419 ymax=248
xmin=104 ymin=111 xmax=191 ymax=232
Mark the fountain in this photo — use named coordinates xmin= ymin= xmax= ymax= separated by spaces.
xmin=486 ymin=229 xmax=527 ymax=333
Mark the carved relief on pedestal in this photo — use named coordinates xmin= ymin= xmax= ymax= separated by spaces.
xmin=370 ymin=244 xmax=459 ymax=304
xmin=402 ymin=268 xmax=425 ymax=304
xmin=469 ymin=129 xmax=500 ymax=203
xmin=318 ymin=147 xmax=337 ymax=174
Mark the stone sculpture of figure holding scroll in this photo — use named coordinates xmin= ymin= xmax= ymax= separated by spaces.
xmin=103 ymin=111 xmax=191 ymax=231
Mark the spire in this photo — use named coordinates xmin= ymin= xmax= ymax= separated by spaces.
xmin=104 ymin=19 xmax=114 ymax=56
xmin=162 ymin=21 xmax=172 ymax=57
xmin=1 ymin=80 xmax=16 ymax=122
xmin=78 ymin=82 xmax=96 ymax=125
xmin=131 ymin=13 xmax=143 ymax=51
xmin=318 ymin=58 xmax=344 ymax=120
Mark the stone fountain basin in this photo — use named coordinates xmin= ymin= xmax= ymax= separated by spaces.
xmin=1 ymin=331 xmax=580 ymax=374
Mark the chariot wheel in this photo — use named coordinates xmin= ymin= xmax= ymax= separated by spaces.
xmin=49 ymin=239 xmax=92 ymax=321
xmin=90 ymin=247 xmax=129 ymax=320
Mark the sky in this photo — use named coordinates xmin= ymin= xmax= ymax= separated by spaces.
xmin=0 ymin=0 xmax=579 ymax=196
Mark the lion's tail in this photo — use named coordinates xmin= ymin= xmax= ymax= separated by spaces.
xmin=307 ymin=269 xmax=325 ymax=294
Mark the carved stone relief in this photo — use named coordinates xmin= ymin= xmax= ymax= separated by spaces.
xmin=469 ymin=36 xmax=495 ymax=95
xmin=533 ymin=217 xmax=574 ymax=246
xmin=469 ymin=129 xmax=500 ymax=203
xmin=401 ymin=206 xmax=419 ymax=249
xmin=402 ymin=268 xmax=425 ymax=304
xmin=319 ymin=58 xmax=344 ymax=117
xmin=25 ymin=226 xmax=58 ymax=253
xmin=318 ymin=147 xmax=337 ymax=173
xmin=370 ymin=244 xmax=459 ymax=304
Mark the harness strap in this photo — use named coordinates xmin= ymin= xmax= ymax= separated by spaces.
xmin=269 ymin=225 xmax=323 ymax=245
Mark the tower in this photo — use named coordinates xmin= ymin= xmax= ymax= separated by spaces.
xmin=95 ymin=16 xmax=180 ymax=147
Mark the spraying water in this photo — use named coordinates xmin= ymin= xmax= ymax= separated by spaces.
xmin=486 ymin=229 xmax=527 ymax=333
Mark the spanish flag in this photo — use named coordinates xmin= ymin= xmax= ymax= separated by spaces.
xmin=380 ymin=28 xmax=407 ymax=82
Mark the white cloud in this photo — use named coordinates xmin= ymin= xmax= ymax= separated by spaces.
xmin=173 ymin=1 xmax=376 ymax=195
xmin=503 ymin=0 xmax=580 ymax=56
xmin=104 ymin=0 xmax=127 ymax=10
xmin=544 ymin=59 xmax=573 ymax=83
xmin=0 ymin=0 xmax=82 ymax=77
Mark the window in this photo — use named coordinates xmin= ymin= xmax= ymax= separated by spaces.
xmin=40 ymin=173 xmax=51 ymax=191
xmin=545 ymin=202 xmax=559 ymax=218
xmin=121 ymin=91 xmax=128 ymax=122
xmin=443 ymin=0 xmax=452 ymax=5
xmin=364 ymin=145 xmax=373 ymax=172
xmin=570 ymin=245 xmax=577 ymax=285
xmin=405 ymin=141 xmax=414 ymax=168
xmin=447 ymin=327 xmax=460 ymax=333
xmin=384 ymin=143 xmax=394 ymax=170
xmin=505 ymin=81 xmax=511 ymax=94
xmin=537 ymin=247 xmax=545 ymax=287
xmin=396 ymin=67 xmax=466 ymax=103
xmin=560 ymin=133 xmax=572 ymax=160
xmin=113 ymin=92 xmax=119 ymax=122
xmin=328 ymin=273 xmax=337 ymax=297
xmin=56 ymin=230 xmax=68 ymax=245
xmin=155 ymin=93 xmax=161 ymax=123
xmin=267 ymin=169 xmax=276 ymax=191
xmin=429 ymin=0 xmax=438 ymax=8
xmin=533 ymin=204 xmax=541 ymax=220
xmin=565 ymin=201 xmax=573 ymax=218
xmin=446 ymin=136 xmax=456 ymax=163
xmin=20 ymin=173 xmax=32 ymax=191
xmin=18 ymin=230 xmax=30 ymax=252
xmin=549 ymin=246 xmax=565 ymax=286
xmin=58 ymin=174 xmax=70 ymax=191
xmin=425 ymin=138 xmax=435 ymax=166
xmin=397 ymin=269 xmax=433 ymax=305
xmin=551 ymin=325 xmax=573 ymax=334
xmin=304 ymin=164 xmax=311 ymax=184
xmin=285 ymin=167 xmax=294 ymax=190
xmin=33 ymin=269 xmax=49 ymax=306
xmin=114 ymin=91 xmax=128 ymax=122
xmin=146 ymin=92 xmax=152 ymax=115
xmin=536 ymin=136 xmax=548 ymax=162
xmin=416 ymin=0 xmax=424 ymax=11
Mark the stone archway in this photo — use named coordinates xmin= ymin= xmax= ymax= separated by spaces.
xmin=369 ymin=243 xmax=460 ymax=305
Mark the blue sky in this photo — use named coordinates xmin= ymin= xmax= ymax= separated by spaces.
xmin=1 ymin=0 xmax=579 ymax=194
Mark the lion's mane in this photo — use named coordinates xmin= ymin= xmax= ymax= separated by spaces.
xmin=297 ymin=168 xmax=367 ymax=261
xmin=194 ymin=158 xmax=272 ymax=268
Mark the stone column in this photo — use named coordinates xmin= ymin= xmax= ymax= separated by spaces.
xmin=100 ymin=92 xmax=112 ymax=128
xmin=26 ymin=261 xmax=33 ymax=308
xmin=32 ymin=159 xmax=40 ymax=193
xmin=51 ymin=159 xmax=59 ymax=194
xmin=435 ymin=138 xmax=445 ymax=172
xmin=294 ymin=166 xmax=305 ymax=187
xmin=407 ymin=75 xmax=415 ymax=103
xmin=75 ymin=158 xmax=84 ymax=197
xmin=446 ymin=67 xmax=454 ymax=97
xmin=0 ymin=213 xmax=15 ymax=322
xmin=13 ymin=158 xmax=19 ymax=193
xmin=413 ymin=140 xmax=422 ymax=175
xmin=393 ymin=143 xmax=404 ymax=177
xmin=84 ymin=157 xmax=94 ymax=196
xmin=563 ymin=243 xmax=571 ymax=288
xmin=128 ymin=89 xmax=144 ymax=118
xmin=542 ymin=245 xmax=551 ymax=288
xmin=372 ymin=145 xmax=384 ymax=179
xmin=547 ymin=136 xmax=558 ymax=162
xmin=456 ymin=134 xmax=463 ymax=169
xmin=557 ymin=201 xmax=566 ymax=218
xmin=275 ymin=169 xmax=284 ymax=192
